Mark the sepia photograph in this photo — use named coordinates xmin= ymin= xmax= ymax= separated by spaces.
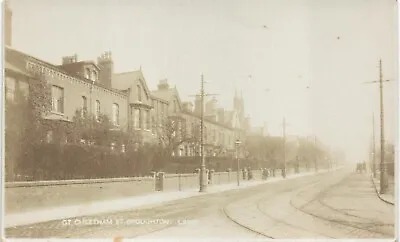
xmin=2 ymin=0 xmax=398 ymax=240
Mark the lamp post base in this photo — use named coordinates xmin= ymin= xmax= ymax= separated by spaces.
xmin=199 ymin=167 xmax=207 ymax=192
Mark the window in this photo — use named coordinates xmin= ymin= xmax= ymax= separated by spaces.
xmin=121 ymin=144 xmax=126 ymax=153
xmin=173 ymin=100 xmax=177 ymax=113
xmin=213 ymin=129 xmax=216 ymax=142
xmin=6 ymin=76 xmax=16 ymax=101
xmin=139 ymin=109 xmax=143 ymax=129
xmin=152 ymin=117 xmax=156 ymax=134
xmin=146 ymin=110 xmax=151 ymax=130
xmin=82 ymin=96 xmax=87 ymax=117
xmin=142 ymin=109 xmax=147 ymax=130
xmin=112 ymin=103 xmax=119 ymax=126
xmin=137 ymin=85 xmax=142 ymax=102
xmin=92 ymin=70 xmax=97 ymax=82
xmin=95 ymin=100 xmax=100 ymax=120
xmin=86 ymin=68 xmax=91 ymax=79
xmin=18 ymin=81 xmax=29 ymax=98
xmin=51 ymin=85 xmax=64 ymax=113
xmin=133 ymin=108 xmax=140 ymax=129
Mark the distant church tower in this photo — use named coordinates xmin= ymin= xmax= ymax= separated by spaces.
xmin=4 ymin=0 xmax=12 ymax=46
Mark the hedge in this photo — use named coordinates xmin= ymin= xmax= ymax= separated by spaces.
xmin=11 ymin=143 xmax=156 ymax=181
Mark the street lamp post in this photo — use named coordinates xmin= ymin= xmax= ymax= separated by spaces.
xmin=235 ymin=139 xmax=241 ymax=186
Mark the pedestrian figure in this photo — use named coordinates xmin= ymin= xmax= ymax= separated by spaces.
xmin=248 ymin=167 xmax=253 ymax=180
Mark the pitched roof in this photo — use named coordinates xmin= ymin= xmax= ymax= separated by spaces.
xmin=5 ymin=46 xmax=126 ymax=95
xmin=112 ymin=70 xmax=152 ymax=97
xmin=151 ymin=86 xmax=182 ymax=108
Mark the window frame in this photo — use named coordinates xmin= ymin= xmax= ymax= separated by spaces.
xmin=5 ymin=76 xmax=16 ymax=101
xmin=112 ymin=103 xmax=120 ymax=126
xmin=51 ymin=85 xmax=64 ymax=114
xmin=95 ymin=100 xmax=101 ymax=121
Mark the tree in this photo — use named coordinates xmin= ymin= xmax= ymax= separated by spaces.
xmin=153 ymin=117 xmax=200 ymax=171
xmin=5 ymin=72 xmax=52 ymax=180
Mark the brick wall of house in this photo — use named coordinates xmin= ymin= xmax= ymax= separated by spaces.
xmin=26 ymin=61 xmax=129 ymax=129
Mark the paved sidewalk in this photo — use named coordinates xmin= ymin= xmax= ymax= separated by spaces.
xmin=371 ymin=174 xmax=395 ymax=205
xmin=5 ymin=168 xmax=340 ymax=228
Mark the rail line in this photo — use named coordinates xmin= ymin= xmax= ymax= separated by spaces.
xmin=254 ymin=180 xmax=335 ymax=239
xmin=221 ymin=176 xmax=328 ymax=238
xmin=289 ymin=173 xmax=393 ymax=238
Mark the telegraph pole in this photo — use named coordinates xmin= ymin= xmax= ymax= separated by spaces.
xmin=363 ymin=59 xmax=391 ymax=194
xmin=372 ymin=113 xmax=376 ymax=178
xmin=199 ymin=74 xmax=207 ymax=192
xmin=378 ymin=59 xmax=387 ymax=194
xmin=189 ymin=74 xmax=219 ymax=192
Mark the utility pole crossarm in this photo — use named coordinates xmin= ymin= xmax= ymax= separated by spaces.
xmin=189 ymin=94 xmax=220 ymax=97
xmin=362 ymin=80 xmax=391 ymax=84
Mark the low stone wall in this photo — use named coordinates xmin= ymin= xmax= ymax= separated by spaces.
xmin=5 ymin=176 xmax=155 ymax=214
xmin=5 ymin=167 xmax=307 ymax=215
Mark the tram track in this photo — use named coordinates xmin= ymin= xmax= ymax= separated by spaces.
xmin=220 ymin=175 xmax=331 ymax=238
xmin=289 ymin=173 xmax=394 ymax=238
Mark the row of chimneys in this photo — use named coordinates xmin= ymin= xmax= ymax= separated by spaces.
xmin=62 ymin=51 xmax=113 ymax=65
xmin=61 ymin=51 xmax=114 ymax=88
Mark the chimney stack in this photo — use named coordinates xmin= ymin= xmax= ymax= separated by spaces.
xmin=62 ymin=54 xmax=78 ymax=65
xmin=157 ymin=79 xmax=170 ymax=90
xmin=4 ymin=1 xmax=12 ymax=46
xmin=97 ymin=51 xmax=113 ymax=88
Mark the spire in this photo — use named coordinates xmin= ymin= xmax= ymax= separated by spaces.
xmin=234 ymin=89 xmax=238 ymax=98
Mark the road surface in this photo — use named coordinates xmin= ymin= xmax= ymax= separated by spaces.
xmin=6 ymin=169 xmax=394 ymax=239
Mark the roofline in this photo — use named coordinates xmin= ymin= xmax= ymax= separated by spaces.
xmin=6 ymin=46 xmax=127 ymax=96
xmin=181 ymin=110 xmax=234 ymax=130
xmin=150 ymin=95 xmax=169 ymax=104
xmin=151 ymin=87 xmax=183 ymax=109
xmin=58 ymin=61 xmax=101 ymax=71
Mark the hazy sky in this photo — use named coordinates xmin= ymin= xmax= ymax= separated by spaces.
xmin=9 ymin=0 xmax=398 ymax=162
